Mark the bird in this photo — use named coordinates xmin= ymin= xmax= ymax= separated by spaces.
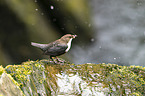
xmin=31 ymin=34 xmax=77 ymax=63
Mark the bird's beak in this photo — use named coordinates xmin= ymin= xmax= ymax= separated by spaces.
xmin=73 ymin=35 xmax=77 ymax=38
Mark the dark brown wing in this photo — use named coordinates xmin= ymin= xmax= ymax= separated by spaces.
xmin=44 ymin=41 xmax=68 ymax=56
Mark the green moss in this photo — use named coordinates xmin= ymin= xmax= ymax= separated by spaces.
xmin=131 ymin=92 xmax=143 ymax=96
xmin=59 ymin=63 xmax=145 ymax=95
xmin=97 ymin=64 xmax=145 ymax=95
xmin=5 ymin=65 xmax=31 ymax=87
xmin=0 ymin=65 xmax=5 ymax=76
xmin=5 ymin=60 xmax=45 ymax=87
xmin=2 ymin=59 xmax=145 ymax=95
xmin=5 ymin=60 xmax=47 ymax=88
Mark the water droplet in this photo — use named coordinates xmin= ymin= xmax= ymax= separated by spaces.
xmin=88 ymin=24 xmax=91 ymax=27
xmin=41 ymin=13 xmax=44 ymax=15
xmin=50 ymin=5 xmax=54 ymax=10
xmin=34 ymin=0 xmax=37 ymax=2
xmin=114 ymin=58 xmax=116 ymax=60
xmin=91 ymin=38 xmax=95 ymax=42
xmin=35 ymin=9 xmax=38 ymax=11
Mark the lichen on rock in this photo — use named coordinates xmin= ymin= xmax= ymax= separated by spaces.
xmin=0 ymin=58 xmax=145 ymax=96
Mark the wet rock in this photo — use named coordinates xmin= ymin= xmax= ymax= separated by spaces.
xmin=0 ymin=59 xmax=145 ymax=96
xmin=0 ymin=73 xmax=24 ymax=96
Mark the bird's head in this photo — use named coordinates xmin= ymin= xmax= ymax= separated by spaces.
xmin=60 ymin=34 xmax=77 ymax=43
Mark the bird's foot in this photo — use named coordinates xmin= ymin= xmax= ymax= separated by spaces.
xmin=49 ymin=57 xmax=66 ymax=64
xmin=56 ymin=57 xmax=65 ymax=63
xmin=49 ymin=57 xmax=57 ymax=64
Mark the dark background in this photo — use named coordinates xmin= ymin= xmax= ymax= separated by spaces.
xmin=1 ymin=0 xmax=145 ymax=67
xmin=0 ymin=0 xmax=93 ymax=66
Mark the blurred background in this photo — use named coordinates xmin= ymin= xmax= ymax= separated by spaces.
xmin=1 ymin=0 xmax=145 ymax=67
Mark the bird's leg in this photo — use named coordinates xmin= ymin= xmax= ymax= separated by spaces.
xmin=50 ymin=56 xmax=57 ymax=64
xmin=49 ymin=56 xmax=53 ymax=62
xmin=56 ymin=56 xmax=64 ymax=63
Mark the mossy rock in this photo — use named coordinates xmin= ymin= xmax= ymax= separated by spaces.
xmin=0 ymin=59 xmax=145 ymax=96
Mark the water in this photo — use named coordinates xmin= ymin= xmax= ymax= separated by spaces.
xmin=72 ymin=0 xmax=145 ymax=66
xmin=50 ymin=5 xmax=54 ymax=10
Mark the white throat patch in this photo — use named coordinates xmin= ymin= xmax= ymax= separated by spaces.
xmin=65 ymin=38 xmax=73 ymax=52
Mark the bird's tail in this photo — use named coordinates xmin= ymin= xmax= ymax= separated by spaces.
xmin=31 ymin=42 xmax=47 ymax=50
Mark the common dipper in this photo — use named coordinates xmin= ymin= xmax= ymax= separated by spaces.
xmin=31 ymin=34 xmax=77 ymax=63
